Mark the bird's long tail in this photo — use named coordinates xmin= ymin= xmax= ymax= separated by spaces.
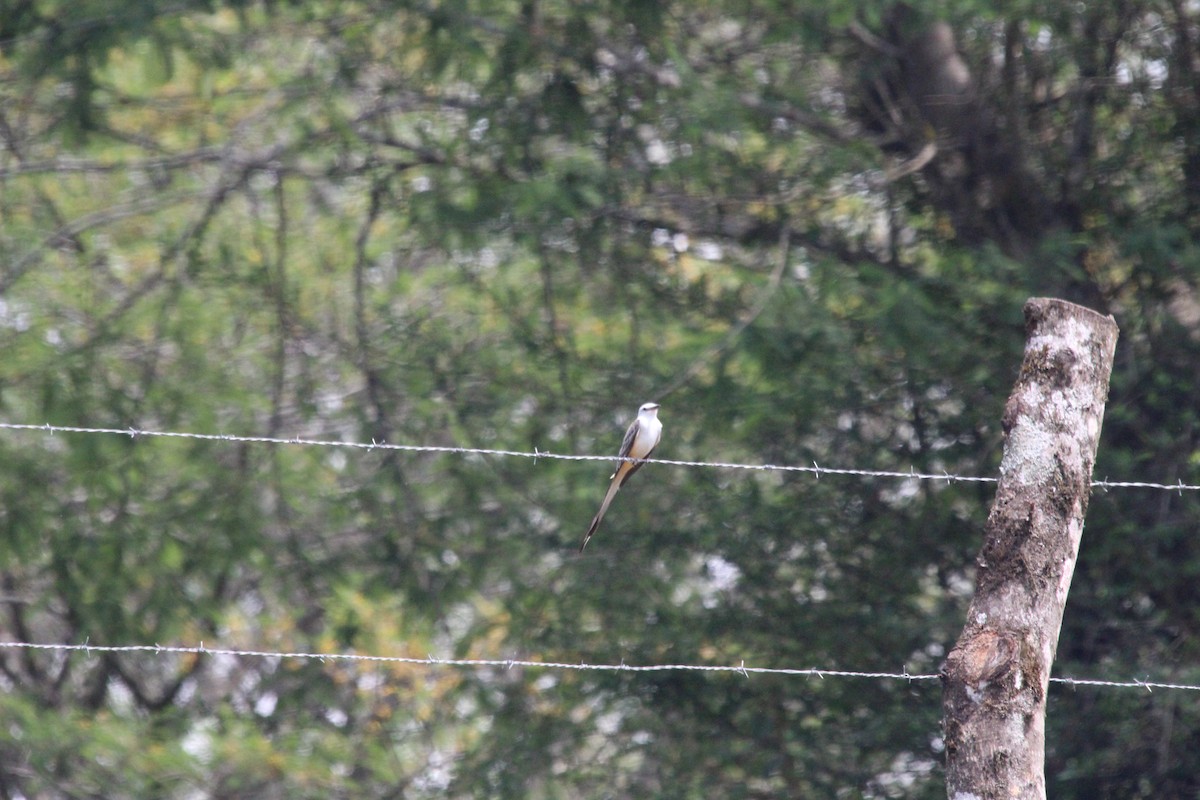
xmin=580 ymin=476 xmax=623 ymax=552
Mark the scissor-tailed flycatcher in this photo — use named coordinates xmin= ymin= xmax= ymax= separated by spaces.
xmin=580 ymin=402 xmax=662 ymax=552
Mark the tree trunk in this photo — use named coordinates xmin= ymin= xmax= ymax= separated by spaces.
xmin=941 ymin=298 xmax=1119 ymax=799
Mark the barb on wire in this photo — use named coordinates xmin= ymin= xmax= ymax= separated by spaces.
xmin=0 ymin=421 xmax=1197 ymax=491
xmin=0 ymin=641 xmax=1196 ymax=692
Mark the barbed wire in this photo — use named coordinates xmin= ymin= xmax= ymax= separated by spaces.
xmin=1 ymin=421 xmax=1197 ymax=491
xmin=0 ymin=641 xmax=1193 ymax=692
xmin=0 ymin=429 xmax=1189 ymax=691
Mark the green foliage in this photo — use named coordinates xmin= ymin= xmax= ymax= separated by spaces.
xmin=2 ymin=0 xmax=1200 ymax=797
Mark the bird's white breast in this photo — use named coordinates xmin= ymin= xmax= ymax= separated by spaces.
xmin=629 ymin=416 xmax=662 ymax=458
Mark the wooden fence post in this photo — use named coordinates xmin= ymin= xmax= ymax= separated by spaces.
xmin=941 ymin=298 xmax=1118 ymax=799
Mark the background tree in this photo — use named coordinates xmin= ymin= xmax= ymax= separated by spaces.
xmin=1 ymin=1 xmax=1198 ymax=797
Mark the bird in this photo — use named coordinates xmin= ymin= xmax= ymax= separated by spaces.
xmin=580 ymin=402 xmax=662 ymax=552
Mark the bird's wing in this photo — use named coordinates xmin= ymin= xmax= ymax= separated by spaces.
xmin=610 ymin=417 xmax=642 ymax=477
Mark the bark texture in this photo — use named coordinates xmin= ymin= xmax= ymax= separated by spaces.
xmin=942 ymin=298 xmax=1119 ymax=800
